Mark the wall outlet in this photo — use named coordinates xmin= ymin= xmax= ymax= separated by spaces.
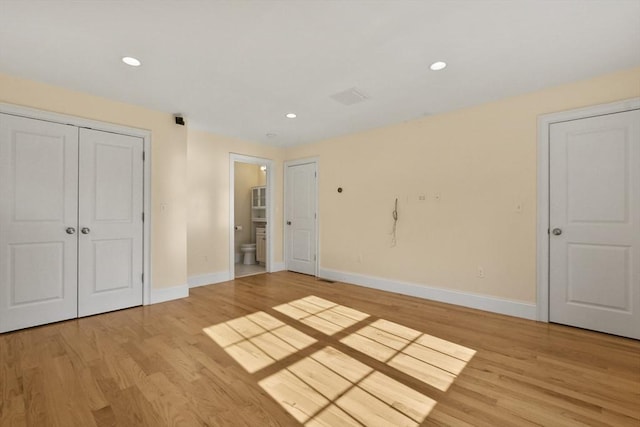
xmin=477 ymin=266 xmax=485 ymax=278
xmin=418 ymin=194 xmax=426 ymax=202
xmin=515 ymin=203 xmax=523 ymax=213
xmin=434 ymin=192 xmax=441 ymax=202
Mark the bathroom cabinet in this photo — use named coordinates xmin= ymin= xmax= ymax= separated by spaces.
xmin=251 ymin=186 xmax=267 ymax=222
xmin=252 ymin=187 xmax=267 ymax=264
xmin=252 ymin=186 xmax=266 ymax=208
xmin=256 ymin=227 xmax=266 ymax=264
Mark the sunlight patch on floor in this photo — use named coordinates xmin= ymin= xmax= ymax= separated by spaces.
xmin=203 ymin=311 xmax=316 ymax=373
xmin=203 ymin=296 xmax=476 ymax=426
xmin=340 ymin=319 xmax=476 ymax=391
xmin=273 ymin=296 xmax=370 ymax=335
xmin=259 ymin=346 xmax=436 ymax=427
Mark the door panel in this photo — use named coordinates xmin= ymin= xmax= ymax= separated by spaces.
xmin=13 ymin=133 xmax=67 ymax=221
xmin=11 ymin=242 xmax=65 ymax=304
xmin=293 ymin=230 xmax=311 ymax=261
xmin=78 ymin=128 xmax=143 ymax=317
xmin=0 ymin=114 xmax=78 ymax=333
xmin=567 ymin=243 xmax=629 ymax=311
xmin=94 ymin=142 xmax=135 ymax=221
xmin=93 ymin=238 xmax=133 ymax=292
xmin=566 ymin=128 xmax=628 ymax=223
xmin=286 ymin=162 xmax=317 ymax=275
xmin=549 ymin=109 xmax=640 ymax=339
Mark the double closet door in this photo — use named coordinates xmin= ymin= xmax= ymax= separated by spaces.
xmin=0 ymin=114 xmax=144 ymax=333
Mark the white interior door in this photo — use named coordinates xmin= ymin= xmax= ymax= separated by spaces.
xmin=549 ymin=109 xmax=640 ymax=339
xmin=285 ymin=161 xmax=317 ymax=275
xmin=0 ymin=114 xmax=79 ymax=333
xmin=78 ymin=128 xmax=144 ymax=317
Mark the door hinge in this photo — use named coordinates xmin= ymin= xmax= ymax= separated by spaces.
xmin=315 ymin=172 xmax=317 ymax=178
xmin=141 ymin=273 xmax=144 ymax=283
xmin=142 ymin=212 xmax=145 ymax=222
xmin=142 ymin=151 xmax=146 ymax=161
xmin=314 ymin=213 xmax=317 ymax=219
xmin=314 ymin=255 xmax=316 ymax=261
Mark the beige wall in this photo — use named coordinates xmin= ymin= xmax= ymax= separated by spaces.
xmin=187 ymin=129 xmax=283 ymax=277
xmin=285 ymin=66 xmax=640 ymax=303
xmin=0 ymin=72 xmax=188 ymax=290
xmin=234 ymin=163 xmax=265 ymax=254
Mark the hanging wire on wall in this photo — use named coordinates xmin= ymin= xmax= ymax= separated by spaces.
xmin=391 ymin=197 xmax=398 ymax=247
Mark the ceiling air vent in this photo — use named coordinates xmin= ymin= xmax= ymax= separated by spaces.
xmin=330 ymin=87 xmax=369 ymax=106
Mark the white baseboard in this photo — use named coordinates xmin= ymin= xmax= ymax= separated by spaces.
xmin=150 ymin=283 xmax=189 ymax=304
xmin=271 ymin=262 xmax=286 ymax=272
xmin=188 ymin=271 xmax=232 ymax=288
xmin=319 ymin=268 xmax=537 ymax=320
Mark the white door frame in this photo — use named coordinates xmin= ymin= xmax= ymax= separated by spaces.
xmin=284 ymin=157 xmax=319 ymax=276
xmin=229 ymin=153 xmax=274 ymax=278
xmin=0 ymin=102 xmax=153 ymax=305
xmin=536 ymin=97 xmax=640 ymax=322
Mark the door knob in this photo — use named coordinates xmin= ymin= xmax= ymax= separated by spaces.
xmin=66 ymin=227 xmax=76 ymax=235
xmin=552 ymin=228 xmax=562 ymax=236
xmin=286 ymin=221 xmax=292 ymax=225
xmin=81 ymin=227 xmax=91 ymax=235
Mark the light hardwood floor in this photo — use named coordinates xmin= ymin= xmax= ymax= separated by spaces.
xmin=1 ymin=272 xmax=638 ymax=426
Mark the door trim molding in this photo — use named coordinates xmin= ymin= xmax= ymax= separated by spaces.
xmin=536 ymin=97 xmax=640 ymax=322
xmin=0 ymin=102 xmax=153 ymax=306
xmin=284 ymin=157 xmax=319 ymax=276
xmin=229 ymin=153 xmax=274 ymax=278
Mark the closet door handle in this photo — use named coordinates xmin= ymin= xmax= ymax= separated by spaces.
xmin=81 ymin=227 xmax=91 ymax=235
xmin=286 ymin=221 xmax=292 ymax=225
xmin=66 ymin=227 xmax=76 ymax=235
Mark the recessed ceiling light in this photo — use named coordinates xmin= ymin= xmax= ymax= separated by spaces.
xmin=429 ymin=61 xmax=447 ymax=71
xmin=122 ymin=56 xmax=141 ymax=67
xmin=285 ymin=113 xmax=297 ymax=119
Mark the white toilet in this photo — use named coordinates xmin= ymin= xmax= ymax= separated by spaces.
xmin=240 ymin=243 xmax=257 ymax=265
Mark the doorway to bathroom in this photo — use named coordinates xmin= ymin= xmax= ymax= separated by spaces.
xmin=229 ymin=154 xmax=274 ymax=278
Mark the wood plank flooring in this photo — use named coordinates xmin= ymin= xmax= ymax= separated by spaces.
xmin=1 ymin=271 xmax=638 ymax=426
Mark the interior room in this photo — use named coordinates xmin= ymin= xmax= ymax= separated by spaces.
xmin=0 ymin=1 xmax=639 ymax=426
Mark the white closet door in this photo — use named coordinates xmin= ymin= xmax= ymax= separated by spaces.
xmin=0 ymin=114 xmax=79 ymax=333
xmin=285 ymin=161 xmax=317 ymax=275
xmin=77 ymin=128 xmax=144 ymax=317
xmin=549 ymin=109 xmax=640 ymax=339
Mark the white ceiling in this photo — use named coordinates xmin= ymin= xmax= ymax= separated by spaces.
xmin=1 ymin=1 xmax=639 ymax=146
